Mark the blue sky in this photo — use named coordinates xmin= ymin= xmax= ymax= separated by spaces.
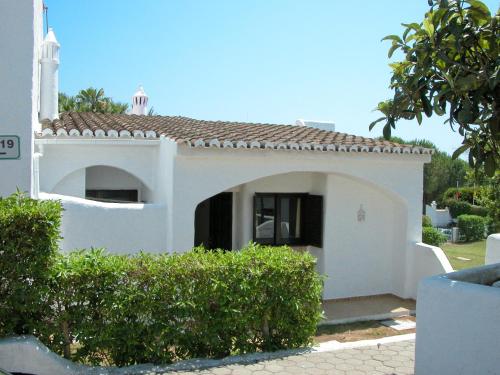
xmin=44 ymin=0 xmax=498 ymax=155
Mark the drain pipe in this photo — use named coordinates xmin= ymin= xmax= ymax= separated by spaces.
xmin=33 ymin=145 xmax=43 ymax=199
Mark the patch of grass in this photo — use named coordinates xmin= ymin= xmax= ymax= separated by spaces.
xmin=441 ymin=240 xmax=486 ymax=270
xmin=315 ymin=318 xmax=415 ymax=343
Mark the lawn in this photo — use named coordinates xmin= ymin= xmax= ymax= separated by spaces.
xmin=441 ymin=240 xmax=486 ymax=270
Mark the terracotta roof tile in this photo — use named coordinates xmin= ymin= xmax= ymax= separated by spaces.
xmin=39 ymin=112 xmax=433 ymax=155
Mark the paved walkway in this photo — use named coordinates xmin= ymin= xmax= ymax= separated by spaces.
xmin=162 ymin=339 xmax=415 ymax=375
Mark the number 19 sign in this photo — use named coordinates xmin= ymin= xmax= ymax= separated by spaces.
xmin=0 ymin=136 xmax=20 ymax=160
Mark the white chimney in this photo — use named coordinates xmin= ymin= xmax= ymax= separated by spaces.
xmin=131 ymin=86 xmax=148 ymax=115
xmin=296 ymin=119 xmax=335 ymax=132
xmin=39 ymin=28 xmax=60 ymax=121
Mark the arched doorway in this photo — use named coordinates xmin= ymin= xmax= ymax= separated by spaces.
xmin=194 ymin=192 xmax=233 ymax=250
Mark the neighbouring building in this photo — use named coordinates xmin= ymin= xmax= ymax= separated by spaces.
xmin=0 ymin=0 xmax=451 ymax=301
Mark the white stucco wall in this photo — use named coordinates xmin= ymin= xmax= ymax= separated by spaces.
xmin=36 ymin=139 xmax=443 ymax=300
xmin=407 ymin=242 xmax=453 ymax=298
xmin=0 ymin=0 xmax=43 ymax=197
xmin=322 ymin=173 xmax=406 ymax=299
xmin=52 ymin=168 xmax=85 ymax=197
xmin=485 ymin=233 xmax=500 ymax=265
xmin=38 ymin=141 xmax=159 ymax=199
xmin=40 ymin=193 xmax=167 ymax=254
xmin=167 ymin=146 xmax=428 ymax=299
xmin=415 ymin=264 xmax=500 ymax=375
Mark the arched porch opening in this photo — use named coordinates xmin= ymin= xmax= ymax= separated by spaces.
xmin=51 ymin=165 xmax=153 ymax=203
xmin=189 ymin=170 xmax=408 ymax=299
xmin=194 ymin=192 xmax=233 ymax=250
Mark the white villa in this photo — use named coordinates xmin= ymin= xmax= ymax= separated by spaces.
xmin=0 ymin=0 xmax=451 ymax=302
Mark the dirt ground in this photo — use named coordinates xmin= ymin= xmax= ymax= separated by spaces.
xmin=315 ymin=316 xmax=416 ymax=343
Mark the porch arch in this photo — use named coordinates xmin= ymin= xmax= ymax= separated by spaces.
xmin=41 ymin=160 xmax=154 ymax=195
xmin=50 ymin=165 xmax=153 ymax=202
xmin=186 ymin=170 xmax=409 ymax=299
xmin=183 ymin=170 xmax=408 ymax=250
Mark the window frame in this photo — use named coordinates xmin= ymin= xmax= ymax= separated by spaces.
xmin=253 ymin=193 xmax=309 ymax=246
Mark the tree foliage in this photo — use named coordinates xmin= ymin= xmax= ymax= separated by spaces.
xmin=371 ymin=0 xmax=500 ymax=175
xmin=59 ymin=87 xmax=128 ymax=114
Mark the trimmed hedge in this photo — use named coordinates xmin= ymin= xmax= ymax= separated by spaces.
xmin=0 ymin=192 xmax=61 ymax=336
xmin=457 ymin=215 xmax=485 ymax=242
xmin=443 ymin=199 xmax=472 ymax=218
xmin=0 ymin=192 xmax=323 ymax=366
xmin=42 ymin=246 xmax=323 ymax=365
xmin=422 ymin=227 xmax=447 ymax=247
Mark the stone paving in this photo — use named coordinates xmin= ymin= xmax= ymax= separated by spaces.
xmin=163 ymin=339 xmax=415 ymax=375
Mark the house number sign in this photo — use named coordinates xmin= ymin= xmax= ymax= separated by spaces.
xmin=0 ymin=136 xmax=20 ymax=160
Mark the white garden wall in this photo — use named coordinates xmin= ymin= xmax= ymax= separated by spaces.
xmin=40 ymin=193 xmax=167 ymax=254
xmin=425 ymin=204 xmax=452 ymax=227
xmin=485 ymin=233 xmax=500 ymax=265
xmin=416 ymin=264 xmax=500 ymax=375
xmin=407 ymin=243 xmax=453 ymax=298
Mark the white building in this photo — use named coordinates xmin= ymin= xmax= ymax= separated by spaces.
xmin=0 ymin=0 xmax=451 ymax=301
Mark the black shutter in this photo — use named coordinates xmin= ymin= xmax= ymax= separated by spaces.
xmin=302 ymin=195 xmax=323 ymax=247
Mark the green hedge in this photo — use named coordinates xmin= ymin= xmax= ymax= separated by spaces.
xmin=443 ymin=199 xmax=472 ymax=218
xmin=457 ymin=215 xmax=485 ymax=242
xmin=0 ymin=192 xmax=61 ymax=336
xmin=1 ymin=193 xmax=323 ymax=366
xmin=422 ymin=227 xmax=447 ymax=247
xmin=470 ymin=205 xmax=488 ymax=217
xmin=42 ymin=246 xmax=323 ymax=365
xmin=422 ymin=215 xmax=432 ymax=228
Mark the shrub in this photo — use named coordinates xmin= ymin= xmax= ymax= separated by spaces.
xmin=470 ymin=205 xmax=488 ymax=217
xmin=422 ymin=227 xmax=447 ymax=247
xmin=0 ymin=192 xmax=61 ymax=336
xmin=443 ymin=199 xmax=472 ymax=218
xmin=42 ymin=245 xmax=323 ymax=366
xmin=442 ymin=187 xmax=475 ymax=204
xmin=0 ymin=193 xmax=322 ymax=365
xmin=457 ymin=215 xmax=485 ymax=242
xmin=422 ymin=215 xmax=432 ymax=227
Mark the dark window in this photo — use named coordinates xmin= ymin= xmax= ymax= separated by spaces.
xmin=85 ymin=189 xmax=138 ymax=203
xmin=253 ymin=193 xmax=323 ymax=247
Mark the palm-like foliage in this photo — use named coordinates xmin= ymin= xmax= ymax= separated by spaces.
xmin=58 ymin=88 xmax=128 ymax=114
xmin=76 ymin=87 xmax=107 ymax=112
xmin=58 ymin=93 xmax=78 ymax=112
